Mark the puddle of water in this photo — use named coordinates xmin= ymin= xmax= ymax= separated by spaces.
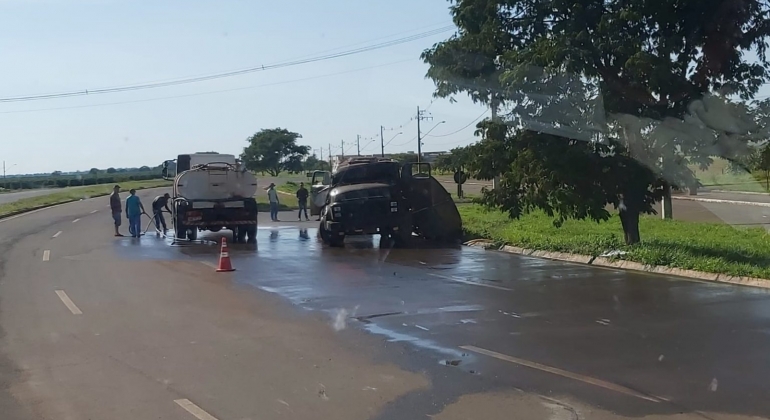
xmin=363 ymin=323 xmax=468 ymax=359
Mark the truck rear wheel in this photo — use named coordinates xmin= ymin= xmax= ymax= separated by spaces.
xmin=175 ymin=220 xmax=187 ymax=240
xmin=235 ymin=227 xmax=247 ymax=243
xmin=187 ymin=227 xmax=198 ymax=241
xmin=245 ymin=225 xmax=257 ymax=243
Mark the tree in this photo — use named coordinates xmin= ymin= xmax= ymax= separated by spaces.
xmin=388 ymin=153 xmax=419 ymax=164
xmin=240 ymin=128 xmax=310 ymax=176
xmin=304 ymin=155 xmax=330 ymax=172
xmin=89 ymin=168 xmax=99 ymax=175
xmin=424 ymin=0 xmax=770 ymax=244
xmin=51 ymin=171 xmax=62 ymax=176
xmin=106 ymin=167 xmax=117 ymax=173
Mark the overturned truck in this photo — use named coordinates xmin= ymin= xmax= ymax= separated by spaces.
xmin=309 ymin=157 xmax=462 ymax=247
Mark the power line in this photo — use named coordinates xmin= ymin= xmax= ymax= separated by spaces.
xmin=278 ymin=21 xmax=453 ymax=63
xmin=425 ymin=110 xmax=489 ymax=138
xmin=0 ymin=59 xmax=414 ymax=114
xmin=388 ymin=134 xmax=418 ymax=148
xmin=0 ymin=26 xmax=455 ymax=103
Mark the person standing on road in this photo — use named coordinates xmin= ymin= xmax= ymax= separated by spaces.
xmin=296 ymin=182 xmax=309 ymax=221
xmin=267 ymin=183 xmax=280 ymax=222
xmin=109 ymin=185 xmax=124 ymax=237
xmin=125 ymin=189 xmax=145 ymax=238
xmin=151 ymin=193 xmax=171 ymax=234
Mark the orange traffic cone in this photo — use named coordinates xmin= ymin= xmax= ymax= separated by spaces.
xmin=216 ymin=237 xmax=235 ymax=272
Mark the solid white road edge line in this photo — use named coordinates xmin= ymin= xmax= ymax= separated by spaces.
xmin=55 ymin=290 xmax=83 ymax=315
xmin=174 ymin=399 xmax=220 ymax=420
xmin=428 ymin=273 xmax=513 ymax=291
xmin=461 ymin=345 xmax=661 ymax=403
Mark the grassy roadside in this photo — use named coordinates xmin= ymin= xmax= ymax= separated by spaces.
xmin=460 ymin=205 xmax=770 ymax=279
xmin=0 ymin=179 xmax=172 ymax=219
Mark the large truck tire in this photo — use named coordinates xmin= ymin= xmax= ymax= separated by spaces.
xmin=187 ymin=227 xmax=198 ymax=241
xmin=235 ymin=227 xmax=247 ymax=243
xmin=245 ymin=225 xmax=257 ymax=243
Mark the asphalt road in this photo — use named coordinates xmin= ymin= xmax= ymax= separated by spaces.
xmin=1 ymin=188 xmax=770 ymax=419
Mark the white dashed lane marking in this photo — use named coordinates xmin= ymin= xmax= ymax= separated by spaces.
xmin=42 ymin=250 xmax=50 ymax=261
xmin=52 ymin=231 xmax=62 ymax=238
xmin=72 ymin=218 xmax=80 ymax=223
xmin=174 ymin=399 xmax=219 ymax=420
xmin=55 ymin=290 xmax=83 ymax=315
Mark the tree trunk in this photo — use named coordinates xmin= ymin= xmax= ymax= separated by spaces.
xmin=661 ymin=182 xmax=673 ymax=219
xmin=689 ymin=180 xmax=698 ymax=196
xmin=619 ymin=193 xmax=642 ymax=245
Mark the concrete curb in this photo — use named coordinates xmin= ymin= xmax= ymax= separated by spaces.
xmin=464 ymin=239 xmax=770 ymax=289
xmin=710 ymin=189 xmax=770 ymax=197
xmin=671 ymin=195 xmax=770 ymax=208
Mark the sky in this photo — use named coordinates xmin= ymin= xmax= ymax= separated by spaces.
xmin=0 ymin=0 xmax=488 ymax=175
xmin=3 ymin=1 xmax=769 ymax=176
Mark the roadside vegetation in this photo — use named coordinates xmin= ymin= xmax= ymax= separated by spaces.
xmin=460 ymin=205 xmax=770 ymax=280
xmin=0 ymin=179 xmax=171 ymax=219
xmin=0 ymin=167 xmax=164 ymax=192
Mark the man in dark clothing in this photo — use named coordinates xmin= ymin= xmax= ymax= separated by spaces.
xmin=109 ymin=185 xmax=123 ymax=237
xmin=296 ymin=182 xmax=310 ymax=221
xmin=152 ymin=193 xmax=172 ymax=234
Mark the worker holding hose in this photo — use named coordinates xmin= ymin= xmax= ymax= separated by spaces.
xmin=125 ymin=189 xmax=146 ymax=238
xmin=151 ymin=193 xmax=171 ymax=235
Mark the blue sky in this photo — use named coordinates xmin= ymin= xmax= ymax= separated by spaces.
xmin=3 ymin=1 xmax=768 ymax=175
xmin=0 ymin=0 xmax=486 ymax=174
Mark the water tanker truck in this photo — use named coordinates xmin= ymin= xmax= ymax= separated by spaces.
xmin=162 ymin=153 xmax=258 ymax=243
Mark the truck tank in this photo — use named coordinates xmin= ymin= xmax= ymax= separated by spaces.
xmin=175 ymin=167 xmax=258 ymax=200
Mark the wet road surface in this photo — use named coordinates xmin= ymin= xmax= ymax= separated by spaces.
xmin=1 ymin=188 xmax=769 ymax=419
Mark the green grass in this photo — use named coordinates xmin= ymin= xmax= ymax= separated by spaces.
xmin=692 ymin=158 xmax=770 ymax=193
xmin=0 ymin=179 xmax=172 ymax=219
xmin=460 ymin=205 xmax=770 ymax=279
xmin=255 ymin=195 xmax=297 ymax=211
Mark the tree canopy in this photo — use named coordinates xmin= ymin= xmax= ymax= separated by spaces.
xmin=303 ymin=155 xmax=330 ymax=172
xmin=240 ymin=128 xmax=310 ymax=176
xmin=424 ymin=0 xmax=770 ymax=244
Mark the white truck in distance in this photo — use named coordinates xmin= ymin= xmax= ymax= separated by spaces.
xmin=162 ymin=153 xmax=259 ymax=243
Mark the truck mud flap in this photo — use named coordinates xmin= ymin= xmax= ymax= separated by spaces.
xmin=409 ymin=177 xmax=462 ymax=242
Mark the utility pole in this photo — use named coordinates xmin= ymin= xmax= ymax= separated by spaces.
xmin=356 ymin=134 xmax=360 ymax=156
xmin=340 ymin=140 xmax=345 ymax=159
xmin=490 ymin=98 xmax=500 ymax=190
xmin=328 ymin=143 xmax=332 ymax=169
xmin=2 ymin=161 xmax=5 ymax=190
xmin=380 ymin=126 xmax=385 ymax=157
xmin=416 ymin=106 xmax=433 ymax=163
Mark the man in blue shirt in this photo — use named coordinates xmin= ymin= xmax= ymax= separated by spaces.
xmin=125 ymin=189 xmax=145 ymax=238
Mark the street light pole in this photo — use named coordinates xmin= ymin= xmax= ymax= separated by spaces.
xmin=380 ymin=126 xmax=385 ymax=157
xmin=419 ymin=121 xmax=446 ymax=159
